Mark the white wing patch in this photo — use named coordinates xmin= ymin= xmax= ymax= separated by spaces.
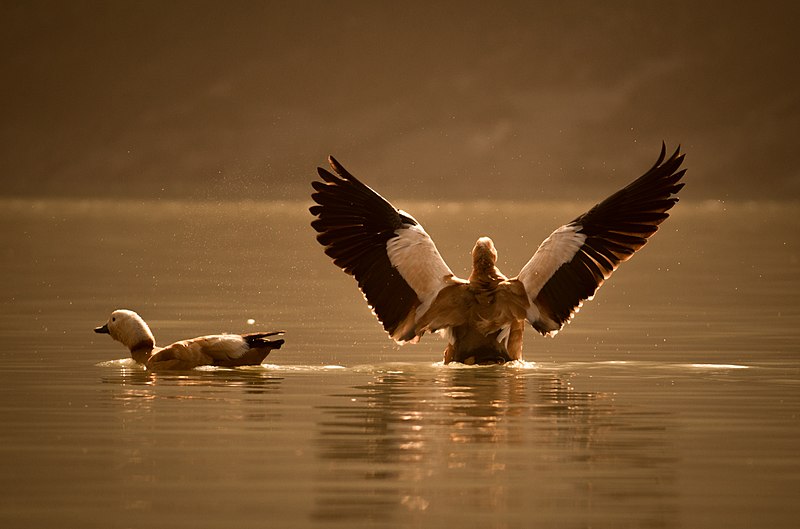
xmin=517 ymin=225 xmax=586 ymax=295
xmin=516 ymin=224 xmax=586 ymax=324
xmin=386 ymin=223 xmax=454 ymax=317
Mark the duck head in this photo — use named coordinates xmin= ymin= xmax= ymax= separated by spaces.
xmin=95 ymin=309 xmax=156 ymax=359
xmin=472 ymin=237 xmax=498 ymax=265
xmin=470 ymin=236 xmax=503 ymax=281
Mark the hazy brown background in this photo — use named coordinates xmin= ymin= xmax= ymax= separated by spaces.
xmin=3 ymin=0 xmax=799 ymax=201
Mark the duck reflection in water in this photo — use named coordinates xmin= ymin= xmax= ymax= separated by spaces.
xmin=313 ymin=366 xmax=676 ymax=523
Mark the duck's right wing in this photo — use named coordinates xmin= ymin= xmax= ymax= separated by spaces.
xmin=310 ymin=157 xmax=463 ymax=343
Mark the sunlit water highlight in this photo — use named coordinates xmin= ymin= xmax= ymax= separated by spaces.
xmin=1 ymin=199 xmax=798 ymax=528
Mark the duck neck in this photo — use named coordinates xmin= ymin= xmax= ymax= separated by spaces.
xmin=129 ymin=338 xmax=155 ymax=364
xmin=469 ymin=237 xmax=504 ymax=284
xmin=470 ymin=264 xmax=504 ymax=284
xmin=470 ymin=252 xmax=505 ymax=284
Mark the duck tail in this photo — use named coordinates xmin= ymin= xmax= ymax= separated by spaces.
xmin=243 ymin=332 xmax=285 ymax=350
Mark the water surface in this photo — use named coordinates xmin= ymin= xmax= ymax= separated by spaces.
xmin=1 ymin=199 xmax=798 ymax=528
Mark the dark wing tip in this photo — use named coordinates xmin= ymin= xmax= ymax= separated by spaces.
xmin=656 ymin=141 xmax=667 ymax=165
xmin=531 ymin=142 xmax=687 ymax=334
xmin=317 ymin=166 xmax=341 ymax=183
xmin=309 ymin=155 xmax=422 ymax=338
xmin=328 ymin=155 xmax=353 ymax=179
xmin=649 ymin=142 xmax=683 ymax=174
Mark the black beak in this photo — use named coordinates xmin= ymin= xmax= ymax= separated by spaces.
xmin=94 ymin=324 xmax=110 ymax=334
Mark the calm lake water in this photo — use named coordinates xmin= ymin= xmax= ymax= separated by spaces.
xmin=1 ymin=198 xmax=798 ymax=528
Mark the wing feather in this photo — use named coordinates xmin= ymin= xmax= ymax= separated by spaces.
xmin=310 ymin=157 xmax=459 ymax=343
xmin=516 ymin=143 xmax=686 ymax=335
xmin=186 ymin=335 xmax=250 ymax=360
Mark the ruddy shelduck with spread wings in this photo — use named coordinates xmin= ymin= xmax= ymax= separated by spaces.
xmin=310 ymin=144 xmax=685 ymax=364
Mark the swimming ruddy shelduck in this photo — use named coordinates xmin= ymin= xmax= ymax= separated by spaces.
xmin=94 ymin=309 xmax=284 ymax=370
xmin=310 ymin=144 xmax=686 ymax=365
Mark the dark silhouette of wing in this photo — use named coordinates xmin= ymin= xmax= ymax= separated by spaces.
xmin=310 ymin=157 xmax=460 ymax=343
xmin=516 ymin=144 xmax=686 ymax=335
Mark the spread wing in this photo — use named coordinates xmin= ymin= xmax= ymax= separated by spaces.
xmin=516 ymin=143 xmax=686 ymax=335
xmin=310 ymin=156 xmax=462 ymax=343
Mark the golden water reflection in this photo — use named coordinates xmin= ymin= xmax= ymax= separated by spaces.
xmin=96 ymin=366 xmax=288 ymax=518
xmin=314 ymin=365 xmax=678 ymax=525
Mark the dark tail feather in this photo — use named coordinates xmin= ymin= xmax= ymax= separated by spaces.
xmin=243 ymin=332 xmax=285 ymax=349
xmin=263 ymin=338 xmax=284 ymax=349
xmin=245 ymin=331 xmax=283 ymax=338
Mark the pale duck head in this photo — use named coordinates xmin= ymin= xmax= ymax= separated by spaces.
xmin=94 ymin=309 xmax=156 ymax=352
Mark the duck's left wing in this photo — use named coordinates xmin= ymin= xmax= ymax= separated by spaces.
xmin=515 ymin=143 xmax=686 ymax=336
xmin=148 ymin=335 xmax=251 ymax=370
xmin=310 ymin=157 xmax=461 ymax=343
xmin=185 ymin=335 xmax=251 ymax=360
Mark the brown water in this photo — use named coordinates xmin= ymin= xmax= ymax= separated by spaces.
xmin=1 ymin=198 xmax=798 ymax=528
